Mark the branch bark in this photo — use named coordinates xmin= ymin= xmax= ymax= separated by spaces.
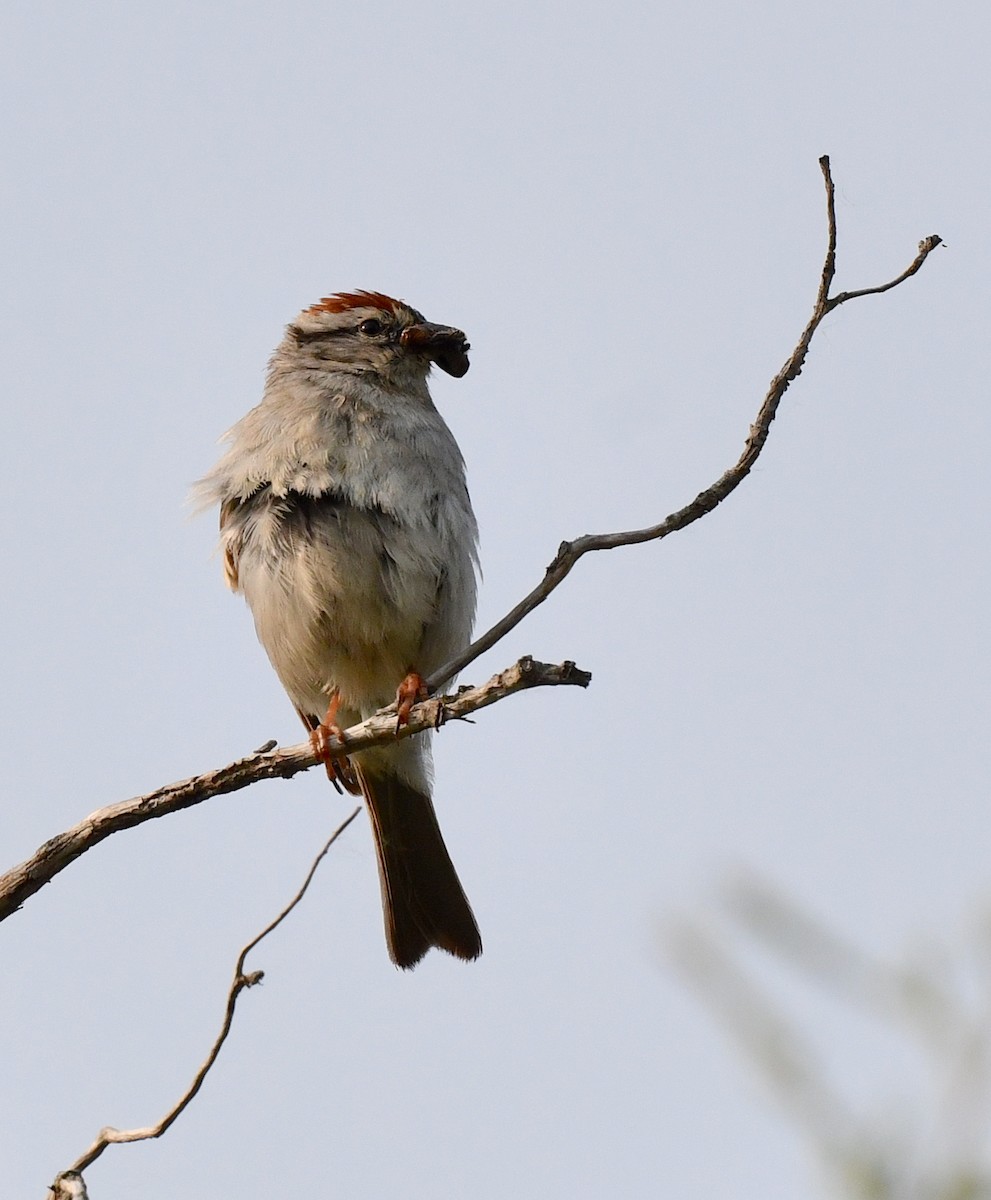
xmin=1 ymin=658 xmax=588 ymax=925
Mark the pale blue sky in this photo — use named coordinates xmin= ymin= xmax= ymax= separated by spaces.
xmin=1 ymin=2 xmax=988 ymax=1196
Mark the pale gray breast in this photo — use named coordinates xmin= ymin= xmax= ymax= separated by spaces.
xmin=229 ymin=485 xmax=476 ymax=714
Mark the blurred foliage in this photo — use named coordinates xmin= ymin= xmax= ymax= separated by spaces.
xmin=668 ymin=878 xmax=991 ymax=1200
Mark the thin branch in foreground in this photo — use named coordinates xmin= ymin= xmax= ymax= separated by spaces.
xmin=0 ymin=657 xmax=589 ymax=925
xmin=49 ymin=808 xmax=361 ymax=1189
xmin=424 ymin=156 xmax=943 ymax=691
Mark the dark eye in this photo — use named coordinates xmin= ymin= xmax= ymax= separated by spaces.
xmin=358 ymin=318 xmax=384 ymax=336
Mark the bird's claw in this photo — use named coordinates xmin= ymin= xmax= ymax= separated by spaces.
xmin=395 ymin=671 xmax=429 ymax=733
xmin=309 ymin=693 xmax=359 ymax=792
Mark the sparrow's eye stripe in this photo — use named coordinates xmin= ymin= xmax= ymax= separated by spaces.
xmin=288 ymin=324 xmax=350 ymax=345
xmin=288 ymin=318 xmax=389 ymax=345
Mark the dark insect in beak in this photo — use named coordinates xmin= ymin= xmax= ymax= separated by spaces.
xmin=400 ymin=322 xmax=471 ymax=378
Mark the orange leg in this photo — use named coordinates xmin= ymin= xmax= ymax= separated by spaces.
xmin=395 ymin=670 xmax=429 ymax=731
xmin=309 ymin=692 xmax=358 ymax=790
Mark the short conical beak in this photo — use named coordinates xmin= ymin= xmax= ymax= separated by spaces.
xmin=400 ymin=322 xmax=471 ymax=378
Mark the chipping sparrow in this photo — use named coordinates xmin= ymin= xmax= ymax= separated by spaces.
xmin=196 ymin=290 xmax=480 ymax=969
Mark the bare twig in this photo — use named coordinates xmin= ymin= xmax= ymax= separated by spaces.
xmin=1 ymin=657 xmax=589 ymax=924
xmin=29 ymin=155 xmax=943 ymax=1196
xmin=3 ymin=163 xmax=942 ymax=933
xmin=425 ymin=156 xmax=943 ymax=690
xmin=52 ymin=808 xmax=360 ymax=1187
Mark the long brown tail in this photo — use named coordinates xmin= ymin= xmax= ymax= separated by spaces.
xmin=357 ymin=767 xmax=482 ymax=970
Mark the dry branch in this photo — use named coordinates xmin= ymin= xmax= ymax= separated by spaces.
xmin=47 ymin=809 xmax=360 ymax=1188
xmin=28 ymin=155 xmax=943 ymax=1193
xmin=1 ymin=657 xmax=588 ymax=925
xmin=7 ymin=162 xmax=941 ymax=936
xmin=426 ymin=157 xmax=942 ymax=689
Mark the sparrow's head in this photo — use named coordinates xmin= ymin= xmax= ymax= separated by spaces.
xmin=283 ymin=290 xmax=470 ymax=381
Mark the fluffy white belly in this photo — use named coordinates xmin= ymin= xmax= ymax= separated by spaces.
xmin=234 ymin=489 xmax=472 ymax=719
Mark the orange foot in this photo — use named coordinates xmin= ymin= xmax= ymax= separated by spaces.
xmin=309 ymin=693 xmax=359 ymax=793
xmin=396 ymin=670 xmax=429 ymax=731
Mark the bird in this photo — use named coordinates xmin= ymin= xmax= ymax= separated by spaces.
xmin=196 ymin=290 xmax=481 ymax=969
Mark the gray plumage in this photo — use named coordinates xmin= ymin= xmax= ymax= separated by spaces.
xmin=196 ymin=291 xmax=481 ymax=967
